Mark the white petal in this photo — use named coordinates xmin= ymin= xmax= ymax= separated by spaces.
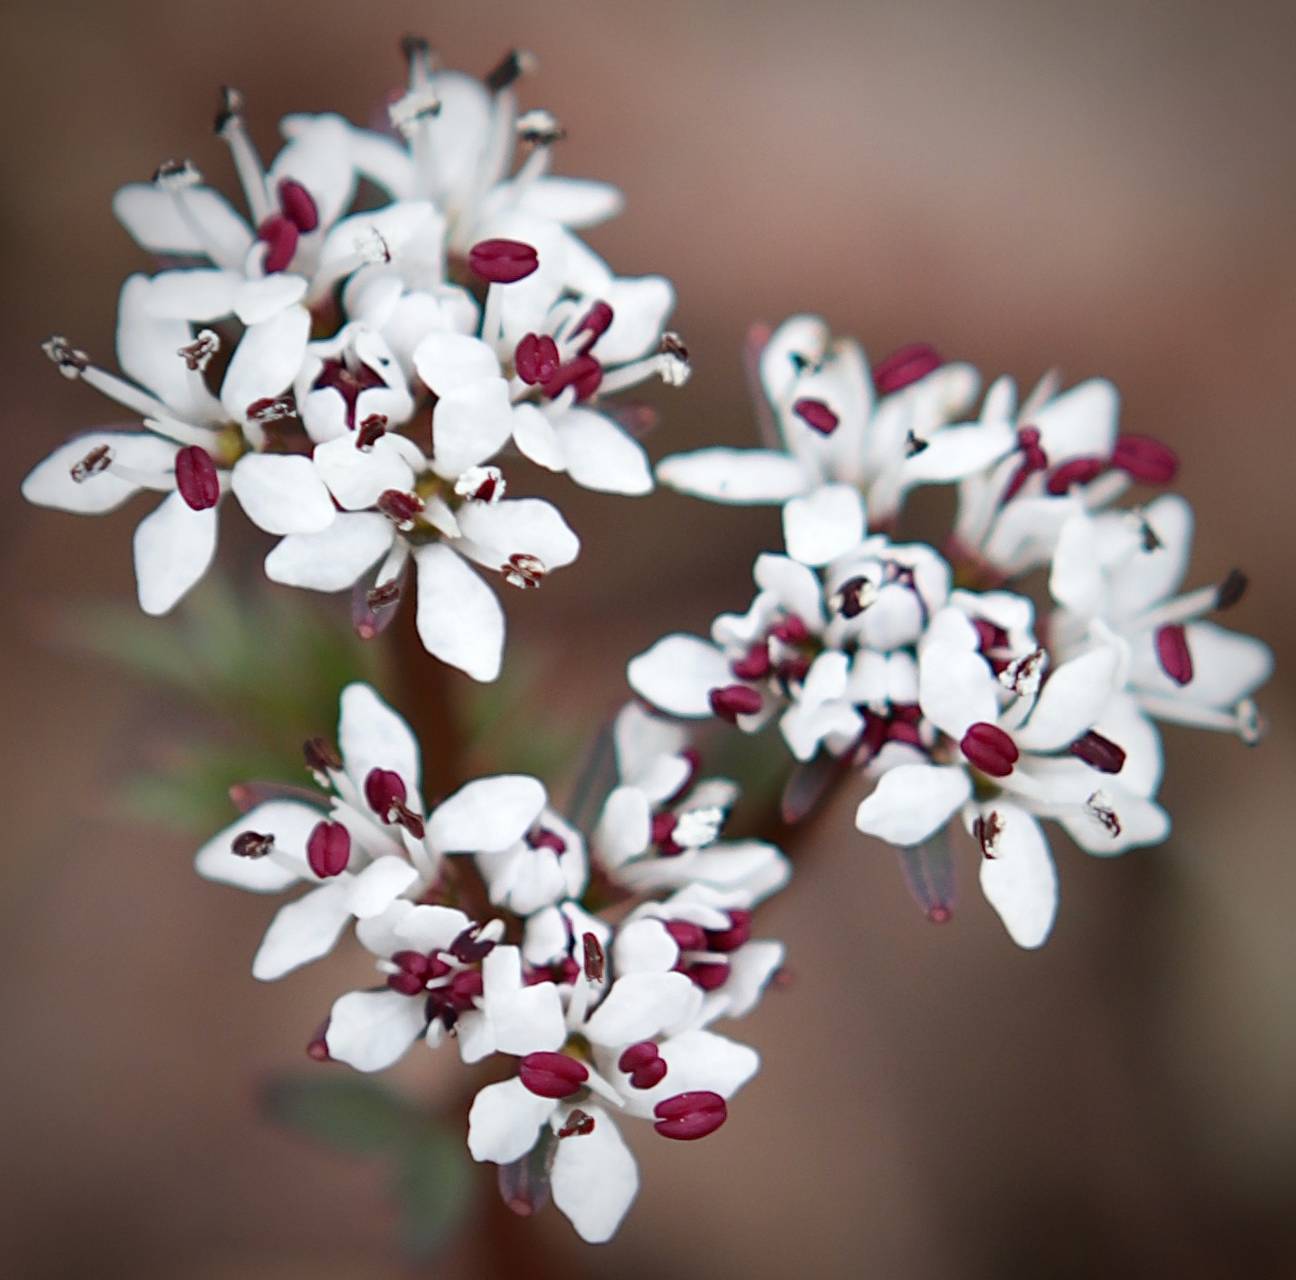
xmin=657 ymin=448 xmax=811 ymax=504
xmin=22 ymin=433 xmax=178 ymax=515
xmin=651 ymin=1029 xmax=759 ymax=1104
xmin=1015 ymin=646 xmax=1120 ymax=752
xmin=484 ymin=968 xmax=567 ymax=1055
xmin=325 ymin=989 xmax=426 ymax=1072
xmin=1131 ymin=621 xmax=1273 ymax=710
xmin=975 ymin=804 xmax=1058 ymax=949
xmin=454 ymin=498 xmax=580 ymax=571
xmin=594 ymin=786 xmax=652 ymax=868
xmin=513 ymin=176 xmax=624 ymax=229
xmin=234 ymin=273 xmax=310 ymax=325
xmin=1107 ymin=494 xmax=1193 ymax=618
xmin=412 ymin=332 xmax=501 ymax=395
xmin=220 ymin=306 xmax=310 ymax=422
xmin=918 ymin=643 xmax=998 ymax=739
xmin=313 ymin=434 xmax=416 ymax=510
xmin=612 ymin=702 xmax=689 ymax=788
xmin=117 ymin=275 xmax=222 ymax=422
xmin=584 ymin=971 xmax=702 ymax=1047
xmin=592 ymin=275 xmax=675 ymax=365
xmin=467 ymin=1078 xmax=555 ymax=1165
xmin=251 ymin=882 xmax=353 ymax=980
xmin=346 ymin=855 xmax=418 ymax=918
xmin=194 ymin=800 xmax=319 ymax=891
xmin=264 ymin=513 xmax=393 ymax=590
xmin=393 ymin=903 xmax=473 ymax=953
xmin=627 ymin=635 xmax=732 ymax=718
xmin=550 ymin=1105 xmax=638 ymax=1244
xmin=753 ymin=554 xmax=826 ymax=628
xmin=144 ymin=269 xmax=241 ymax=322
xmin=854 ymin=764 xmax=971 ymax=847
xmin=427 ymin=776 xmax=547 ymax=854
xmin=511 ymin=403 xmax=566 ymax=471
xmin=1033 ymin=378 xmax=1118 ymax=461
xmin=231 ymin=453 xmax=335 ymax=535
xmin=268 ymin=115 xmax=357 ymax=229
xmin=903 ymin=423 xmax=1015 ymax=482
xmin=552 ymin=408 xmax=653 ymax=495
xmin=430 ymin=377 xmax=515 ymax=478
xmin=338 ymin=682 xmax=423 ymax=797
xmin=782 ymin=483 xmax=866 ymax=566
xmin=413 ymin=545 xmax=504 ymax=682
xmin=612 ymin=918 xmax=677 ymax=973
xmin=113 ymin=183 xmax=253 ymax=266
xmin=133 ymin=492 xmax=218 ymax=616
xmin=722 ymin=940 xmax=784 ymax=1018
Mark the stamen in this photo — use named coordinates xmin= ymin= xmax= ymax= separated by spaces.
xmin=672 ymin=806 xmax=725 ymax=849
xmin=542 ymin=354 xmax=602 ymax=401
xmin=652 ymin=1091 xmax=727 ymax=1141
xmin=177 ymin=329 xmax=220 ymax=372
xmin=999 ymin=427 xmax=1049 ymax=504
xmin=582 ymin=932 xmax=605 ymax=983
xmin=306 ymin=820 xmax=352 ymax=878
xmin=453 ymin=465 xmax=506 ymax=504
xmin=705 ymin=910 xmax=752 ymax=953
xmin=355 ymin=414 xmax=388 ymax=451
xmin=999 ymin=648 xmax=1046 ymax=697
xmin=501 ymin=553 xmax=546 ymax=589
xmin=651 ymin=811 xmax=682 ymax=855
xmin=793 ymin=398 xmax=839 ymax=436
xmin=618 ymin=1041 xmax=667 ymax=1089
xmin=43 ymin=335 xmax=89 ymax=378
xmin=873 ymin=343 xmax=941 ymax=394
xmin=1046 ymin=455 xmax=1107 ymax=495
xmin=376 ymin=489 xmax=425 ymax=531
xmin=450 ymin=924 xmax=496 ymax=964
xmin=468 ymin=238 xmax=539 ymax=284
xmin=686 ymin=961 xmax=730 ymax=990
xmin=247 ymin=395 xmax=296 ymax=424
xmin=1069 ymin=730 xmax=1126 ymax=774
xmin=830 ymin=575 xmax=878 ymax=618
xmin=1112 ymin=435 xmax=1178 ymax=485
xmin=485 ymin=49 xmax=538 ymax=93
xmin=388 ymin=88 xmax=443 ymax=138
xmin=214 ymin=86 xmax=272 ymax=225
xmin=1086 ymin=791 xmax=1121 ymax=838
xmin=70 ymin=444 xmax=112 ymax=483
xmin=516 ymin=107 xmax=566 ymax=146
xmin=277 ymin=179 xmax=319 ymax=233
xmin=1216 ymin=569 xmax=1248 ymax=610
xmin=363 ymin=767 xmax=426 ymax=838
xmin=257 ymin=214 xmax=299 ymax=274
xmin=1155 ymin=623 xmax=1193 ymax=685
xmin=905 ymin=431 xmax=929 ymax=458
xmin=960 ymin=722 xmax=1018 ymax=777
xmin=174 ymin=446 xmax=221 ymax=511
xmin=231 ymin=830 xmax=275 ymax=858
xmin=365 ymin=580 xmax=402 ymax=611
xmin=519 ymin=1052 xmax=588 ymax=1100
xmin=152 ymin=158 xmax=202 ymax=190
xmin=527 ymin=826 xmax=568 ymax=856
xmin=664 ymin=919 xmax=707 ymax=951
xmin=514 ymin=333 xmax=561 ymax=385
xmin=574 ymin=301 xmax=614 ymax=352
xmin=556 ymin=1109 xmax=596 ymax=1139
xmin=731 ymin=643 xmax=772 ymax=681
xmin=303 ymin=736 xmax=341 ymax=782
xmin=972 ymin=810 xmax=1004 ymax=858
xmin=708 ymin=684 xmax=763 ymax=724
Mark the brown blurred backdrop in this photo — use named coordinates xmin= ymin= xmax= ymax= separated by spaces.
xmin=3 ymin=1 xmax=1295 ymax=1276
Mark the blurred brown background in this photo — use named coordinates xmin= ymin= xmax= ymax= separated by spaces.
xmin=3 ymin=1 xmax=1294 ymax=1276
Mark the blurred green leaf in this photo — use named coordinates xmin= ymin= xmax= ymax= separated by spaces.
xmin=393 ymin=1124 xmax=476 ymax=1258
xmin=263 ymin=1075 xmax=419 ymax=1155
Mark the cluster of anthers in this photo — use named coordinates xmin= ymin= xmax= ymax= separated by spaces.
xmin=23 ymin=38 xmax=1274 ymax=1245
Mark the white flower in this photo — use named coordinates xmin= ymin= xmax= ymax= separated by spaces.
xmin=658 ymin=315 xmax=979 ymax=562
xmin=22 ymin=277 xmax=331 ymax=614
xmin=475 ymin=809 xmax=589 ymax=917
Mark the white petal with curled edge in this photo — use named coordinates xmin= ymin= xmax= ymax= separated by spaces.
xmin=231 ymin=453 xmax=335 ymax=535
xmin=854 ymin=764 xmax=971 ymax=847
xmin=903 ymin=422 xmax=1015 ymax=482
xmin=22 ymin=433 xmax=179 ymax=515
xmin=1049 ymin=509 xmax=1104 ymax=615
xmin=584 ymin=971 xmax=702 ymax=1047
xmin=346 ymin=856 xmax=418 ymax=918
xmin=1033 ymin=378 xmax=1119 ymax=461
xmin=511 ymin=403 xmax=566 ymax=472
xmin=430 ymin=377 xmax=516 ymax=479
xmin=782 ymin=483 xmax=866 ymax=566
xmin=394 ymin=903 xmax=472 ymax=954
xmin=251 ymin=881 xmax=353 ymax=980
xmin=1015 ymin=646 xmax=1120 ymax=752
xmin=612 ymin=918 xmax=678 ymax=974
xmin=427 ymin=775 xmax=547 ymax=854
xmin=144 ymin=269 xmax=241 ymax=322
xmin=234 ymin=273 xmax=309 ymax=326
xmin=112 ymin=183 xmax=253 ymax=266
xmin=220 ymin=305 xmax=310 ymax=422
xmin=338 ymin=682 xmax=423 ymax=797
xmin=413 ymin=545 xmax=505 ymax=682
xmin=133 ymin=493 xmax=218 ymax=616
xmin=313 ymin=434 xmax=415 ymax=510
xmin=675 ymin=842 xmax=790 ymax=901
xmin=194 ymin=800 xmax=319 ymax=891
xmin=454 ymin=498 xmax=580 ymax=570
xmin=754 ymin=554 xmax=827 ymax=629
xmin=594 ymin=785 xmax=652 ymax=868
xmin=918 ymin=644 xmax=998 ymax=739
xmin=550 ymin=1105 xmax=638 ymax=1244
xmin=467 ymin=1078 xmax=555 ymax=1165
xmin=723 ymin=940 xmax=784 ymax=1018
xmin=325 ymin=989 xmax=426 ymax=1072
xmin=513 ymin=176 xmax=624 ymax=229
xmin=552 ymin=408 xmax=653 ymax=495
xmin=118 ymin=275 xmax=222 ymax=422
xmin=657 ymin=448 xmax=811 ymax=504
xmin=627 ymin=635 xmax=733 ymax=718
xmin=593 ymin=274 xmax=675 ymax=365
xmin=975 ymin=804 xmax=1058 ymax=949
xmin=411 ymin=332 xmax=501 ymax=396
xmin=265 ymin=513 xmax=392 ymax=591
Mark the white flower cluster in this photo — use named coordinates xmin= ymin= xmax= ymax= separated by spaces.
xmin=637 ymin=316 xmax=1273 ymax=947
xmin=23 ymin=46 xmax=687 ymax=681
xmin=199 ymin=683 xmax=788 ymax=1243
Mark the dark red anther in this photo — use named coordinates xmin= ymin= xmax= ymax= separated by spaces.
xmin=70 ymin=444 xmax=112 ymax=483
xmin=246 ymin=395 xmax=296 ymax=424
xmin=365 ymin=767 xmax=407 ymax=815
xmin=886 ymin=718 xmax=923 ymax=747
xmin=731 ymin=643 xmax=772 ymax=681
xmin=650 ymin=810 xmax=681 ymax=853
xmin=834 ymin=576 xmax=873 ymax=619
xmin=1112 ymin=435 xmax=1179 ymax=485
xmin=664 ymin=919 xmax=707 ymax=952
xmin=355 ymin=414 xmax=388 ymax=450
xmin=388 ymin=949 xmax=431 ymax=994
xmin=450 ymin=925 xmax=496 ymax=964
xmin=574 ymin=300 xmax=614 ymax=349
xmin=514 ymin=332 xmax=561 ymax=385
xmin=556 ymin=1109 xmax=596 ymax=1138
xmin=257 ymin=213 xmax=299 ymax=273
xmin=709 ymin=684 xmax=763 ymax=724
xmin=1069 ymin=730 xmax=1126 ymax=774
xmin=971 ymin=617 xmax=1011 ymax=659
xmin=303 ymin=736 xmax=342 ymax=775
xmin=873 ymin=343 xmax=942 ymax=394
xmin=232 ymin=830 xmax=275 ymax=859
xmin=619 ymin=1041 xmax=668 ymax=1089
xmin=277 ymin=178 xmax=319 ymax=233
xmin=1216 ymin=569 xmax=1248 ymax=610
xmin=1046 ymin=455 xmax=1107 ymax=495
xmin=542 ymin=353 xmax=603 ymax=401
xmin=387 ymin=969 xmax=426 ymax=996
xmin=527 ymin=826 xmax=568 ymax=856
xmin=1000 ymin=427 xmax=1050 ymax=504
xmin=376 ymin=489 xmax=425 ymax=526
xmin=519 ymin=1052 xmax=589 ymax=1099
xmin=776 ymin=654 xmax=812 ymax=685
xmin=174 ymin=445 xmax=221 ymax=511
xmin=706 ymin=910 xmax=752 ymax=953
xmin=685 ymin=961 xmax=730 ymax=991
xmin=1155 ymin=623 xmax=1193 ymax=685
xmin=313 ymin=358 xmax=386 ymax=429
xmin=972 ymin=811 xmax=1003 ymax=859
xmin=652 ymin=1091 xmax=727 ymax=1141
xmin=468 ymin=238 xmax=539 ymax=283
xmin=582 ymin=932 xmax=605 ymax=983
xmin=306 ymin=820 xmax=352 ymax=878
xmin=793 ymin=397 xmax=839 ymax=436
xmin=960 ymin=721 xmax=1019 ymax=777
xmin=770 ymin=614 xmax=810 ymax=645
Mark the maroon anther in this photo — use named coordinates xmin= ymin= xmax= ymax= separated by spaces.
xmin=1069 ymin=730 xmax=1126 ymax=774
xmin=246 ymin=395 xmax=296 ymax=424
xmin=972 ymin=811 xmax=1003 ymax=859
xmin=314 ymin=358 xmax=386 ymax=429
xmin=355 ymin=414 xmax=388 ymax=451
xmin=1112 ymin=435 xmax=1179 ymax=485
xmin=1046 ymin=455 xmax=1107 ymax=495
xmin=731 ymin=643 xmax=772 ymax=681
xmin=389 ymin=949 xmax=441 ymax=994
xmin=1000 ymin=427 xmax=1050 ymax=504
xmin=777 ymin=654 xmax=812 ymax=685
xmin=450 ymin=924 xmax=496 ymax=964
xmin=468 ymin=238 xmax=539 ymax=283
xmin=1155 ymin=623 xmax=1193 ymax=685
xmin=650 ymin=811 xmax=682 ymax=855
xmin=277 ymin=178 xmax=319 ymax=233
xmin=232 ymin=830 xmax=275 ymax=859
xmin=793 ymin=397 xmax=840 ymax=436
xmin=514 ymin=332 xmax=561 ymax=385
xmin=575 ymin=300 xmax=614 ymax=349
xmin=365 ymin=767 xmax=407 ymax=815
xmin=303 ymin=736 xmax=342 ymax=775
xmin=519 ymin=1052 xmax=589 ymax=1099
xmin=257 ymin=213 xmax=299 ymax=274
xmin=445 ymin=969 xmax=483 ymax=1007
xmin=527 ymin=826 xmax=568 ymax=856
xmin=834 ymin=576 xmax=873 ymax=619
xmin=174 ymin=446 xmax=221 ymax=511
xmin=376 ymin=489 xmax=425 ymax=526
xmin=1216 ymin=569 xmax=1248 ymax=610
xmin=664 ymin=919 xmax=708 ymax=952
xmin=709 ymin=684 xmax=763 ymax=724
xmin=307 ymin=820 xmax=352 ymax=878
xmin=960 ymin=721 xmax=1019 ymax=778
xmin=686 ymin=961 xmax=730 ymax=991
xmin=652 ymin=1091 xmax=727 ymax=1141
xmin=618 ymin=1041 xmax=668 ymax=1089
xmin=542 ymin=353 xmax=603 ymax=402
xmin=582 ymin=932 xmax=606 ymax=982
xmin=556 ymin=1109 xmax=596 ymax=1139
xmin=770 ymin=614 xmax=810 ymax=645
xmin=70 ymin=444 xmax=112 ymax=483
xmin=706 ymin=910 xmax=752 ymax=954
xmin=873 ymin=343 xmax=942 ymax=394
